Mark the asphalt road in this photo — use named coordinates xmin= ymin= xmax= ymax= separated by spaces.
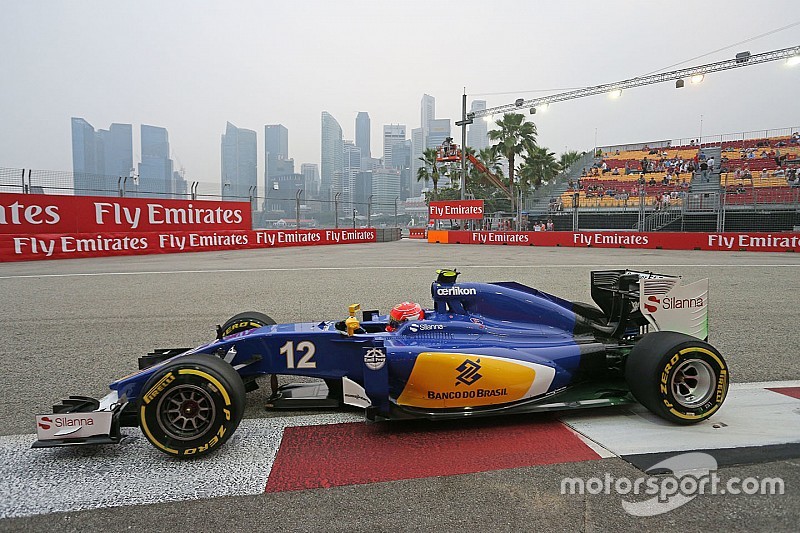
xmin=1 ymin=241 xmax=798 ymax=531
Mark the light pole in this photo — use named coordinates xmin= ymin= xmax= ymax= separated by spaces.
xmin=352 ymin=209 xmax=357 ymax=229
xmin=334 ymin=192 xmax=341 ymax=229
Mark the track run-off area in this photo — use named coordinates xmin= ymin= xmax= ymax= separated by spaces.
xmin=1 ymin=240 xmax=798 ymax=531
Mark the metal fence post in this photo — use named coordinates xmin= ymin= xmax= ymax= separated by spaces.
xmin=334 ymin=192 xmax=341 ymax=229
xmin=296 ymin=189 xmax=303 ymax=229
xmin=367 ymin=195 xmax=373 ymax=228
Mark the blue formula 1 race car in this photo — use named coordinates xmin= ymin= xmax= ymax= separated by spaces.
xmin=34 ymin=269 xmax=729 ymax=458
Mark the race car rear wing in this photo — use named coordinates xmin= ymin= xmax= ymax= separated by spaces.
xmin=590 ymin=270 xmax=709 ymax=340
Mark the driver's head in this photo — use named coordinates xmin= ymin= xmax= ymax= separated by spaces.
xmin=386 ymin=301 xmax=424 ymax=332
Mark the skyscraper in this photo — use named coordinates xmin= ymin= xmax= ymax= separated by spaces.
xmin=138 ymin=125 xmax=174 ymax=198
xmin=265 ymin=124 xmax=293 ymax=179
xmin=372 ymin=167 xmax=401 ymax=206
xmin=300 ymin=163 xmax=320 ymax=198
xmin=382 ymin=124 xmax=406 ymax=168
xmin=343 ymin=140 xmax=361 ymax=212
xmin=421 ymin=94 xmax=435 ymax=133
xmin=221 ymin=122 xmax=257 ymax=202
xmin=321 ymin=112 xmax=343 ymax=207
xmin=71 ymin=117 xmax=133 ymax=196
xmin=468 ymin=100 xmax=489 ymax=151
xmin=355 ymin=112 xmax=371 ymax=160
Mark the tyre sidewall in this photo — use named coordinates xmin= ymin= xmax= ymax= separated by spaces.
xmin=626 ymin=333 xmax=729 ymax=424
xmin=139 ymin=355 xmax=245 ymax=457
xmin=218 ymin=311 xmax=276 ymax=339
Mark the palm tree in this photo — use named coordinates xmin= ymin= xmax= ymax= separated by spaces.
xmin=488 ymin=113 xmax=538 ymax=217
xmin=559 ymin=150 xmax=582 ymax=174
xmin=416 ymin=148 xmax=443 ymax=201
xmin=519 ymin=145 xmax=560 ymax=191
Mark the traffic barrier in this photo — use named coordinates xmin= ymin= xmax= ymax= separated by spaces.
xmin=409 ymin=228 xmax=427 ymax=239
xmin=428 ymin=230 xmax=800 ymax=252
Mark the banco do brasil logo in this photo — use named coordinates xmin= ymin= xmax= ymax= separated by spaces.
xmin=455 ymin=358 xmax=482 ymax=386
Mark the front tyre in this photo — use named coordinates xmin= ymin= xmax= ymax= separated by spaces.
xmin=217 ymin=311 xmax=276 ymax=339
xmin=139 ymin=354 xmax=246 ymax=457
xmin=625 ymin=331 xmax=729 ymax=425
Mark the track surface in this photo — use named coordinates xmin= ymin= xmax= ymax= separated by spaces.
xmin=1 ymin=241 xmax=798 ymax=531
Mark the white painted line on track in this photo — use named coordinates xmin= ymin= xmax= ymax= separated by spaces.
xmin=560 ymin=386 xmax=800 ymax=457
xmin=1 ymin=263 xmax=798 ymax=280
xmin=0 ymin=413 xmax=361 ymax=519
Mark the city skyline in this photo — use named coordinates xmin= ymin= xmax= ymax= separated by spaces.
xmin=2 ymin=1 xmax=799 ymax=187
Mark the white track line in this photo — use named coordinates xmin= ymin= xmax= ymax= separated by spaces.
xmin=1 ymin=263 xmax=798 ymax=280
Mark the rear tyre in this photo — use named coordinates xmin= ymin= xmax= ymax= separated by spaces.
xmin=625 ymin=331 xmax=729 ymax=425
xmin=217 ymin=311 xmax=276 ymax=339
xmin=138 ymin=353 xmax=246 ymax=457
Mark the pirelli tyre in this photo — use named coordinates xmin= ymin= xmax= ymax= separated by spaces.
xmin=625 ymin=331 xmax=729 ymax=425
xmin=138 ymin=354 xmax=246 ymax=457
xmin=217 ymin=311 xmax=276 ymax=340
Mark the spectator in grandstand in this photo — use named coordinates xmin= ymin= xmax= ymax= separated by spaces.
xmin=700 ymin=160 xmax=709 ymax=182
xmin=690 ymin=139 xmax=696 ymax=146
xmin=546 ymin=219 xmax=554 ymax=231
xmin=707 ymin=156 xmax=715 ymax=171
xmin=649 ymin=176 xmax=657 ymax=186
xmin=661 ymin=175 xmax=670 ymax=186
xmin=791 ymin=132 xmax=800 ymax=144
xmin=640 ymin=157 xmax=649 ymax=174
xmin=533 ymin=221 xmax=543 ymax=232
xmin=601 ymin=161 xmax=608 ymax=174
xmin=699 ymin=151 xmax=707 ymax=161
xmin=734 ymin=168 xmax=742 ymax=180
xmin=581 ymin=167 xmax=587 ymax=177
xmin=761 ymin=169 xmax=769 ymax=180
xmin=774 ymin=168 xmax=785 ymax=177
xmin=743 ymin=165 xmax=753 ymax=180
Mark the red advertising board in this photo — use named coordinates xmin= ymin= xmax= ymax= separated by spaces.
xmin=0 ymin=193 xmax=251 ymax=234
xmin=428 ymin=230 xmax=800 ymax=252
xmin=428 ymin=200 xmax=484 ymax=220
xmin=0 ymin=228 xmax=377 ymax=262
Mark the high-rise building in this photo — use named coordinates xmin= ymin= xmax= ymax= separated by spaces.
xmin=300 ymin=163 xmax=320 ymax=198
xmin=410 ymin=127 xmax=425 ymax=197
xmin=355 ymin=112 xmax=371 ymax=160
xmin=71 ymin=117 xmax=133 ymax=196
xmin=97 ymin=123 xmax=133 ymax=179
xmin=221 ymin=122 xmax=257 ymax=202
xmin=138 ymin=125 xmax=174 ymax=198
xmin=372 ymin=167 xmax=401 ymax=206
xmin=421 ymin=94 xmax=435 ymax=132
xmin=321 ymin=112 xmax=343 ymax=208
xmin=343 ymin=140 xmax=361 ymax=212
xmin=392 ymin=139 xmax=412 ymax=200
xmin=468 ymin=100 xmax=489 ymax=151
xmin=265 ymin=124 xmax=293 ymax=178
xmin=382 ymin=124 xmax=406 ymax=168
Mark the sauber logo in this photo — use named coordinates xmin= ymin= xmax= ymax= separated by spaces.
xmin=37 ymin=416 xmax=52 ymax=430
xmin=644 ymin=295 xmax=705 ymax=313
xmin=436 ymin=286 xmax=476 ymax=297
xmin=455 ymin=359 xmax=483 ymax=386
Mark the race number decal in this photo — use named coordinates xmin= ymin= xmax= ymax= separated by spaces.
xmin=280 ymin=340 xmax=317 ymax=369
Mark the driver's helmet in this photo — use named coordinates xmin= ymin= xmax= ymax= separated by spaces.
xmin=386 ymin=301 xmax=424 ymax=332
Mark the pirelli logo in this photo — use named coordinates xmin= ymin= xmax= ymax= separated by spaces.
xmin=143 ymin=372 xmax=175 ymax=404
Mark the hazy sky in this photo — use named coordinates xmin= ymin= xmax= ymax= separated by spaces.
xmin=1 ymin=0 xmax=798 ymax=189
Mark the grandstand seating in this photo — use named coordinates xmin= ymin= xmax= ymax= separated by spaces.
xmin=560 ymin=133 xmax=800 ymax=210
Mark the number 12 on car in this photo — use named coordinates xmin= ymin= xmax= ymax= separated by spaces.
xmin=280 ymin=340 xmax=316 ymax=369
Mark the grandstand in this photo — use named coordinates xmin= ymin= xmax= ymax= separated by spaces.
xmin=530 ymin=129 xmax=800 ymax=232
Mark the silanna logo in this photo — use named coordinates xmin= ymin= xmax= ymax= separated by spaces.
xmin=644 ymin=295 xmax=704 ymax=313
xmin=37 ymin=416 xmax=52 ymax=430
xmin=455 ymin=359 xmax=483 ymax=386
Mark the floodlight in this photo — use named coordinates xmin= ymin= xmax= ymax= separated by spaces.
xmin=690 ymin=74 xmax=705 ymax=84
xmin=609 ymin=88 xmax=622 ymax=99
xmin=787 ymin=55 xmax=800 ymax=67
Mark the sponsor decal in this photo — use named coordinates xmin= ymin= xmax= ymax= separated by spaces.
xmin=143 ymin=372 xmax=176 ymax=404
xmin=35 ymin=411 xmax=112 ymax=440
xmin=646 ymin=295 xmax=704 ymax=313
xmin=407 ymin=323 xmax=444 ymax=333
xmin=455 ymin=358 xmax=483 ymax=386
xmin=363 ymin=347 xmax=386 ymax=371
xmin=428 ymin=200 xmax=484 ymax=220
xmin=435 ymin=286 xmax=477 ymax=297
xmin=396 ymin=352 xmax=553 ymax=409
